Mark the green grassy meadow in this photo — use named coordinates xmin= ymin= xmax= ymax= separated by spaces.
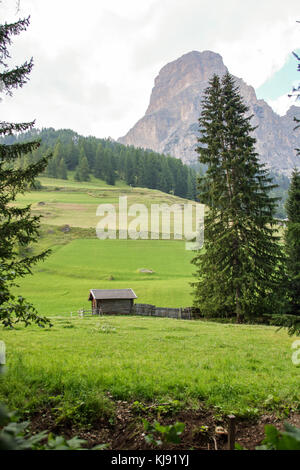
xmin=1 ymin=174 xmax=299 ymax=425
xmin=0 ymin=316 xmax=299 ymax=421
xmin=13 ymin=175 xmax=199 ymax=312
xmin=17 ymin=238 xmax=194 ymax=314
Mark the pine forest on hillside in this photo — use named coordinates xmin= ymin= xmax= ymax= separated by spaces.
xmin=1 ymin=128 xmax=198 ymax=201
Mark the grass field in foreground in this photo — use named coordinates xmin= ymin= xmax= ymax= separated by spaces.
xmin=0 ymin=316 xmax=299 ymax=420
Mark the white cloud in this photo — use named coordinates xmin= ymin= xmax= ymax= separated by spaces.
xmin=217 ymin=17 xmax=299 ymax=88
xmin=266 ymin=78 xmax=300 ymax=115
xmin=0 ymin=0 xmax=300 ymax=138
xmin=267 ymin=92 xmax=300 ymax=116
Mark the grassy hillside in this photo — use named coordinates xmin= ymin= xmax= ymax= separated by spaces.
xmin=12 ymin=175 xmax=200 ymax=312
xmin=15 ymin=176 xmax=199 ymax=230
xmin=17 ymin=238 xmax=194 ymax=314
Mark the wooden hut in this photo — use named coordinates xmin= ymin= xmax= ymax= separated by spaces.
xmin=88 ymin=289 xmax=137 ymax=315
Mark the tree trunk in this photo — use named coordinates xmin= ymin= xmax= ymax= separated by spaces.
xmin=236 ymin=287 xmax=243 ymax=323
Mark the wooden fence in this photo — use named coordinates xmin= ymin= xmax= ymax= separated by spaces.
xmin=72 ymin=305 xmax=200 ymax=320
xmin=133 ymin=304 xmax=196 ymax=320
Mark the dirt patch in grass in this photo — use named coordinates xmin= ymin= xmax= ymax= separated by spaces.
xmin=28 ymin=401 xmax=300 ymax=450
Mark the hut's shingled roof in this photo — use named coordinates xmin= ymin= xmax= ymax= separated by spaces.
xmin=89 ymin=289 xmax=137 ymax=301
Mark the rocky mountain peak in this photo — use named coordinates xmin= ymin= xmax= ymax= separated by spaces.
xmin=284 ymin=105 xmax=300 ymax=118
xmin=119 ymin=50 xmax=300 ymax=174
xmin=146 ymin=50 xmax=227 ymax=115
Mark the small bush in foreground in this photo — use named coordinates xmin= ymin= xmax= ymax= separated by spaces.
xmin=0 ymin=404 xmax=107 ymax=450
xmin=256 ymin=423 xmax=300 ymax=450
xmin=143 ymin=419 xmax=185 ymax=447
xmin=235 ymin=423 xmax=300 ymax=450
xmin=52 ymin=393 xmax=115 ymax=426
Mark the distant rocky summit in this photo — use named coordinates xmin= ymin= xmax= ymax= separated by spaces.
xmin=119 ymin=50 xmax=300 ymax=174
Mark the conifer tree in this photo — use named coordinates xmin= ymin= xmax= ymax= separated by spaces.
xmin=268 ymin=45 xmax=300 ymax=336
xmin=80 ymin=154 xmax=90 ymax=182
xmin=65 ymin=140 xmax=79 ymax=170
xmin=268 ymin=169 xmax=300 ymax=335
xmin=57 ymin=158 xmax=68 ymax=180
xmin=74 ymin=151 xmax=90 ymax=182
xmin=93 ymin=143 xmax=103 ymax=179
xmin=52 ymin=140 xmax=66 ymax=177
xmin=285 ymin=47 xmax=300 ymax=315
xmin=124 ymin=152 xmax=135 ymax=186
xmin=191 ymin=73 xmax=285 ymax=322
xmin=0 ymin=16 xmax=51 ymax=327
xmin=284 ymin=169 xmax=300 ymax=315
xmin=186 ymin=170 xmax=194 ymax=200
xmin=105 ymin=161 xmax=116 ymax=186
xmin=45 ymin=155 xmax=57 ymax=178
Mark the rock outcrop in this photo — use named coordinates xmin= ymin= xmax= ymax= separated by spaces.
xmin=119 ymin=51 xmax=300 ymax=173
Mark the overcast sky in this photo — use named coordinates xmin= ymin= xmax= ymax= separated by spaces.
xmin=1 ymin=0 xmax=299 ymax=139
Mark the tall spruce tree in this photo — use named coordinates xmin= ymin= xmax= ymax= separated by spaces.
xmin=191 ymin=73 xmax=284 ymax=322
xmin=0 ymin=16 xmax=51 ymax=327
xmin=285 ymin=45 xmax=300 ymax=317
xmin=269 ymin=45 xmax=300 ymax=336
xmin=284 ymin=169 xmax=300 ymax=315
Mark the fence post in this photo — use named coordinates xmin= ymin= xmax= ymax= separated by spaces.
xmin=227 ymin=415 xmax=236 ymax=450
xmin=0 ymin=341 xmax=5 ymax=375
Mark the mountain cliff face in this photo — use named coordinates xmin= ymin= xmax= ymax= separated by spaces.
xmin=119 ymin=50 xmax=300 ymax=173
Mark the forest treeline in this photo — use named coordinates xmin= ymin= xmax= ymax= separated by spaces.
xmin=1 ymin=127 xmax=291 ymax=213
xmin=1 ymin=128 xmax=199 ymax=200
